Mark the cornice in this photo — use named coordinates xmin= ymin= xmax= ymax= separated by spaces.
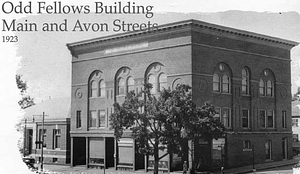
xmin=67 ymin=19 xmax=298 ymax=55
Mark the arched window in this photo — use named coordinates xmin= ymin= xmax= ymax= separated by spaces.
xmin=148 ymin=74 xmax=156 ymax=94
xmin=90 ymin=80 xmax=97 ymax=97
xmin=118 ymin=78 xmax=125 ymax=95
xmin=259 ymin=69 xmax=275 ymax=97
xmin=99 ymin=80 xmax=105 ymax=97
xmin=127 ymin=77 xmax=135 ymax=93
xmin=242 ymin=68 xmax=249 ymax=95
xmin=222 ymin=74 xmax=230 ymax=93
xmin=145 ymin=63 xmax=166 ymax=94
xmin=259 ymin=79 xmax=265 ymax=96
xmin=266 ymin=80 xmax=273 ymax=96
xmin=158 ymin=73 xmax=167 ymax=92
xmin=213 ymin=73 xmax=221 ymax=92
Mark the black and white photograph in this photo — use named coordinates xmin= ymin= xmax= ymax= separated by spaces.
xmin=1 ymin=0 xmax=300 ymax=174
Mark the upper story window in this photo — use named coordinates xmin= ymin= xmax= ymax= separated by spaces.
xmin=259 ymin=69 xmax=275 ymax=97
xmin=158 ymin=73 xmax=167 ymax=92
xmin=89 ymin=70 xmax=105 ymax=98
xmin=213 ymin=74 xmax=221 ymax=92
xmin=213 ymin=63 xmax=232 ymax=94
xmin=99 ymin=80 xmax=106 ymax=97
xmin=127 ymin=77 xmax=135 ymax=93
xmin=145 ymin=63 xmax=167 ymax=94
xmin=115 ymin=67 xmax=134 ymax=96
xmin=242 ymin=68 xmax=250 ymax=95
xmin=117 ymin=77 xmax=125 ymax=95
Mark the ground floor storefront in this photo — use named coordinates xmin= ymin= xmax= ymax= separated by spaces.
xmin=70 ymin=132 xmax=292 ymax=172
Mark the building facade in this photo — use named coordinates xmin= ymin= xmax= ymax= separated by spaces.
xmin=22 ymin=97 xmax=71 ymax=165
xmin=67 ymin=19 xmax=298 ymax=171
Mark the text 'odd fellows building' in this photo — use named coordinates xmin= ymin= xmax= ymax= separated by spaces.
xmin=67 ymin=19 xmax=298 ymax=172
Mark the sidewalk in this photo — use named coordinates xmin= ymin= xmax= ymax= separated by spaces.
xmin=40 ymin=157 xmax=300 ymax=174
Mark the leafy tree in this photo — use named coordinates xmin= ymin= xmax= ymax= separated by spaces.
xmin=110 ymin=83 xmax=225 ymax=174
xmin=16 ymin=74 xmax=35 ymax=109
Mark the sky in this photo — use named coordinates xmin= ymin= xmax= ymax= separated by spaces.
xmin=1 ymin=0 xmax=300 ymax=173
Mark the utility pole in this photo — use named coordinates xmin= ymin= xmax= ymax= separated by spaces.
xmin=33 ymin=112 xmax=47 ymax=172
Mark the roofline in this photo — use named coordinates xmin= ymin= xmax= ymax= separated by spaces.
xmin=67 ymin=19 xmax=299 ymax=51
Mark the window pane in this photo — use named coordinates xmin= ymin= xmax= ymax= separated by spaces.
xmin=99 ymin=80 xmax=105 ymax=97
xmin=242 ymin=69 xmax=249 ymax=95
xmin=242 ymin=109 xmax=249 ymax=128
xmin=222 ymin=75 xmax=230 ymax=93
xmin=259 ymin=79 xmax=265 ymax=96
xmin=158 ymin=73 xmax=167 ymax=92
xmin=90 ymin=80 xmax=97 ymax=97
xmin=266 ymin=80 xmax=273 ymax=96
xmin=76 ymin=111 xmax=81 ymax=128
xmin=127 ymin=77 xmax=135 ymax=93
xmin=213 ymin=74 xmax=220 ymax=92
xmin=260 ymin=110 xmax=266 ymax=128
xmin=282 ymin=111 xmax=286 ymax=128
xmin=267 ymin=111 xmax=274 ymax=128
xmin=118 ymin=78 xmax=125 ymax=95
xmin=223 ymin=108 xmax=230 ymax=128
xmin=265 ymin=141 xmax=272 ymax=160
xmin=90 ymin=111 xmax=97 ymax=128
xmin=99 ymin=110 xmax=105 ymax=128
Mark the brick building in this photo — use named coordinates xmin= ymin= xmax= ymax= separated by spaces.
xmin=22 ymin=97 xmax=71 ymax=165
xmin=67 ymin=19 xmax=298 ymax=171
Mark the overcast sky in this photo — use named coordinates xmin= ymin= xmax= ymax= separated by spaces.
xmin=1 ymin=0 xmax=300 ymax=173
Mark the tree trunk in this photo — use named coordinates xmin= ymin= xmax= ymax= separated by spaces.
xmin=153 ymin=140 xmax=159 ymax=174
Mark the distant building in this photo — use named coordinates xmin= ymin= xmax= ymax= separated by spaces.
xmin=67 ymin=19 xmax=298 ymax=171
xmin=22 ymin=97 xmax=71 ymax=165
xmin=292 ymin=99 xmax=300 ymax=154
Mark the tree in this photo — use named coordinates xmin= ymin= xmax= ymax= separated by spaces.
xmin=110 ymin=84 xmax=225 ymax=174
xmin=16 ymin=74 xmax=35 ymax=109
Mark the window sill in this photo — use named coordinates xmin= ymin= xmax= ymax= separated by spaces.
xmin=242 ymin=94 xmax=250 ymax=97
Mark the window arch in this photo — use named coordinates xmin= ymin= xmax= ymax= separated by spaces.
xmin=145 ymin=63 xmax=167 ymax=94
xmin=89 ymin=70 xmax=105 ymax=98
xmin=115 ymin=67 xmax=134 ymax=96
xmin=213 ymin=63 xmax=232 ymax=94
xmin=259 ymin=69 xmax=275 ymax=97
xmin=242 ymin=68 xmax=250 ymax=95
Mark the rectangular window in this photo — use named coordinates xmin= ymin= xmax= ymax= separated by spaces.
xmin=282 ymin=111 xmax=287 ymax=129
xmin=242 ymin=109 xmax=249 ymax=128
xmin=89 ymin=111 xmax=97 ymax=128
xmin=267 ymin=111 xmax=274 ymax=128
xmin=38 ymin=129 xmax=47 ymax=149
xmin=222 ymin=108 xmax=231 ymax=128
xmin=292 ymin=119 xmax=298 ymax=127
xmin=265 ymin=140 xmax=272 ymax=160
xmin=53 ymin=129 xmax=61 ymax=149
xmin=215 ymin=107 xmax=221 ymax=122
xmin=282 ymin=138 xmax=287 ymax=160
xmin=99 ymin=110 xmax=105 ymax=128
xmin=243 ymin=140 xmax=251 ymax=149
xmin=76 ymin=111 xmax=81 ymax=128
xmin=260 ymin=110 xmax=266 ymax=128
